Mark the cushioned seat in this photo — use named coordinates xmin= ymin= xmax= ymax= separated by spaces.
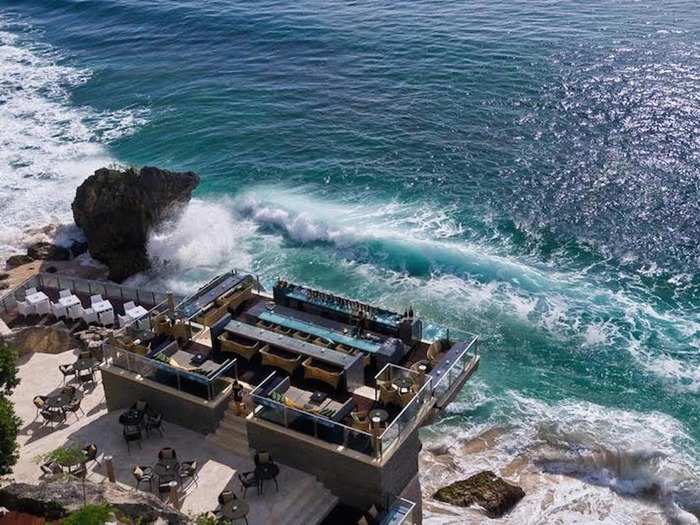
xmin=302 ymin=357 xmax=343 ymax=390
xmin=261 ymin=346 xmax=302 ymax=375
xmin=218 ymin=333 xmax=261 ymax=361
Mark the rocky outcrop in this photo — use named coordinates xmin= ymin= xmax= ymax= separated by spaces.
xmin=26 ymin=241 xmax=71 ymax=261
xmin=0 ymin=480 xmax=190 ymax=524
xmin=433 ymin=470 xmax=525 ymax=518
xmin=5 ymin=254 xmax=33 ymax=268
xmin=6 ymin=326 xmax=80 ymax=357
xmin=72 ymin=166 xmax=199 ymax=282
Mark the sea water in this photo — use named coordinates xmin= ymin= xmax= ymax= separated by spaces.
xmin=1 ymin=1 xmax=698 ymax=522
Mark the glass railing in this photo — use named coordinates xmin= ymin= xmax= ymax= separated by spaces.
xmin=431 ymin=335 xmax=479 ymax=400
xmin=103 ymin=344 xmax=235 ymax=401
xmin=378 ymin=375 xmax=434 ymax=455
xmin=379 ymin=498 xmax=417 ymax=525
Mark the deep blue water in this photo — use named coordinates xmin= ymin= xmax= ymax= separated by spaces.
xmin=1 ymin=1 xmax=698 ymax=521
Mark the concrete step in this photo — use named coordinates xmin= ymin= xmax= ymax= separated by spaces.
xmin=218 ymin=416 xmax=248 ymax=436
xmin=268 ymin=476 xmax=319 ymax=524
xmin=299 ymin=490 xmax=338 ymax=525
xmin=285 ymin=481 xmax=338 ymax=525
xmin=206 ymin=430 xmax=250 ymax=457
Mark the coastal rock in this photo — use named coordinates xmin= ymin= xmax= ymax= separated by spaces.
xmin=26 ymin=241 xmax=71 ymax=261
xmin=69 ymin=240 xmax=88 ymax=257
xmin=433 ymin=470 xmax=525 ymax=518
xmin=72 ymin=166 xmax=199 ymax=282
xmin=5 ymin=254 xmax=33 ymax=268
xmin=7 ymin=326 xmax=80 ymax=357
xmin=0 ymin=480 xmax=189 ymax=524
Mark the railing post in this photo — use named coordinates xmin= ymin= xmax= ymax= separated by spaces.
xmin=152 ymin=292 xmax=156 ymax=305
xmin=136 ymin=289 xmax=141 ymax=304
xmin=120 ymin=287 xmax=124 ymax=301
xmin=283 ymin=406 xmax=288 ymax=427
xmin=176 ymin=369 xmax=182 ymax=391
xmin=88 ymin=282 xmax=92 ymax=294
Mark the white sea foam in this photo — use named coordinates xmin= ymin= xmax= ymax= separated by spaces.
xmin=0 ymin=15 xmax=147 ymax=257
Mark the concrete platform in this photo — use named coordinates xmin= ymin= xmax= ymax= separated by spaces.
xmin=9 ymin=349 xmax=336 ymax=523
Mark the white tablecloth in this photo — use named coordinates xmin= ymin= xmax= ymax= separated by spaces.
xmin=26 ymin=291 xmax=49 ymax=305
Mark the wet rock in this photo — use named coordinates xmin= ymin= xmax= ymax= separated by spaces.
xmin=5 ymin=254 xmax=33 ymax=268
xmin=69 ymin=240 xmax=88 ymax=257
xmin=0 ymin=480 xmax=189 ymax=524
xmin=72 ymin=166 xmax=199 ymax=282
xmin=26 ymin=241 xmax=71 ymax=261
xmin=433 ymin=470 xmax=525 ymax=518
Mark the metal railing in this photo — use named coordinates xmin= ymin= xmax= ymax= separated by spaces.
xmin=430 ymin=335 xmax=479 ymax=400
xmin=379 ymin=498 xmax=417 ymax=525
xmin=0 ymin=272 xmax=180 ymax=315
xmin=103 ymin=344 xmax=235 ymax=401
xmin=250 ymin=373 xmax=378 ymax=457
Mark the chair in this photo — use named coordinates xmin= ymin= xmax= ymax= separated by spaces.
xmin=218 ymin=333 xmax=261 ymax=361
xmin=145 ymin=412 xmax=164 ymax=437
xmin=90 ymin=294 xmax=103 ymax=305
xmin=25 ymin=287 xmax=38 ymax=295
xmin=158 ymin=447 xmax=177 ymax=461
xmin=351 ymin=410 xmax=371 ymax=433
xmin=123 ymin=301 xmax=136 ymax=312
xmin=66 ymin=395 xmax=84 ymax=420
xmin=132 ymin=465 xmax=154 ymax=490
xmin=218 ymin=490 xmax=237 ymax=506
xmin=82 ymin=308 xmax=97 ymax=324
xmin=17 ymin=301 xmax=32 ymax=317
xmin=61 ymin=385 xmax=78 ymax=398
xmin=254 ymin=451 xmax=273 ymax=466
xmin=178 ymin=460 xmax=198 ymax=486
xmin=123 ymin=427 xmax=143 ymax=452
xmin=82 ymin=443 xmax=100 ymax=467
xmin=41 ymin=409 xmax=66 ymax=426
xmin=59 ymin=364 xmax=75 ymax=384
xmin=238 ymin=471 xmax=261 ymax=497
xmin=51 ymin=302 xmax=67 ymax=319
xmin=40 ymin=461 xmax=63 ymax=476
xmin=59 ymin=289 xmax=72 ymax=298
xmin=118 ymin=314 xmax=131 ymax=328
xmin=302 ymin=358 xmax=343 ymax=390
xmin=260 ymin=346 xmax=302 ymax=375
xmin=132 ymin=399 xmax=149 ymax=415
xmin=100 ymin=309 xmax=115 ymax=326
xmin=427 ymin=340 xmax=443 ymax=365
xmin=35 ymin=300 xmax=50 ymax=316
xmin=378 ymin=381 xmax=400 ymax=407
xmin=33 ymin=396 xmax=47 ymax=418
xmin=68 ymin=304 xmax=84 ymax=320
xmin=79 ymin=349 xmax=92 ymax=360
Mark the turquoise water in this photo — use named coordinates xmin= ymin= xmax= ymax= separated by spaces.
xmin=1 ymin=1 xmax=698 ymax=521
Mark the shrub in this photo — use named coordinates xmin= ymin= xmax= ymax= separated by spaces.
xmin=62 ymin=504 xmax=114 ymax=525
xmin=0 ymin=340 xmax=20 ymax=476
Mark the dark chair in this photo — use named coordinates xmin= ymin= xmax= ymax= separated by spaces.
xmin=40 ymin=461 xmax=63 ymax=476
xmin=218 ymin=490 xmax=237 ymax=506
xmin=71 ymin=463 xmax=88 ymax=480
xmin=65 ymin=392 xmax=84 ymax=420
xmin=238 ymin=470 xmax=260 ymax=497
xmin=132 ymin=465 xmax=154 ymax=490
xmin=178 ymin=460 xmax=198 ymax=486
xmin=158 ymin=447 xmax=177 ymax=461
xmin=41 ymin=409 xmax=66 ymax=426
xmin=61 ymin=386 xmax=78 ymax=398
xmin=123 ymin=427 xmax=143 ymax=452
xmin=145 ymin=412 xmax=164 ymax=437
xmin=59 ymin=364 xmax=75 ymax=384
xmin=254 ymin=451 xmax=273 ymax=466
xmin=82 ymin=443 xmax=100 ymax=467
xmin=131 ymin=399 xmax=149 ymax=415
xmin=78 ymin=350 xmax=92 ymax=360
xmin=33 ymin=396 xmax=47 ymax=418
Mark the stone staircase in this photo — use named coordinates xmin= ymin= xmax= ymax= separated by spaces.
xmin=206 ymin=402 xmax=338 ymax=525
xmin=268 ymin=475 xmax=338 ymax=525
xmin=206 ymin=402 xmax=251 ymax=456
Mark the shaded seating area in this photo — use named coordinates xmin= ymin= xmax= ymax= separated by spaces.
xmin=218 ymin=332 xmax=262 ymax=361
xmin=119 ymin=400 xmax=165 ymax=451
xmin=37 ymin=385 xmax=84 ymax=426
xmin=260 ymin=346 xmax=302 ymax=375
xmin=130 ymin=447 xmax=199 ymax=498
xmin=302 ymin=357 xmax=343 ymax=390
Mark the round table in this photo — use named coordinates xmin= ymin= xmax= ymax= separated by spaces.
xmin=411 ymin=360 xmax=430 ymax=374
xmin=154 ymin=461 xmax=180 ymax=482
xmin=392 ymin=377 xmax=414 ymax=392
xmin=45 ymin=393 xmax=71 ymax=410
xmin=119 ymin=409 xmax=144 ymax=427
xmin=368 ymin=408 xmax=389 ymax=426
xmin=222 ymin=500 xmax=250 ymax=524
xmin=256 ymin=463 xmax=279 ymax=480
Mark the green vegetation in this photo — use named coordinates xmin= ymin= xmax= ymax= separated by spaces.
xmin=62 ymin=504 xmax=114 ymax=525
xmin=42 ymin=445 xmax=85 ymax=467
xmin=0 ymin=339 xmax=20 ymax=476
xmin=196 ymin=513 xmax=231 ymax=525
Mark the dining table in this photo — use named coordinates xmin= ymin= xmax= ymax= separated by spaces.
xmin=154 ymin=460 xmax=180 ymax=482
xmin=221 ymin=499 xmax=250 ymax=524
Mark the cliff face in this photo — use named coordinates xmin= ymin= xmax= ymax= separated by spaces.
xmin=72 ymin=166 xmax=199 ymax=282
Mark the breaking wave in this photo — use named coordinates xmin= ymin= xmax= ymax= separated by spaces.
xmin=0 ymin=14 xmax=147 ymax=257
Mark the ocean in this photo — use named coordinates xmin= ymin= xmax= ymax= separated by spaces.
xmin=1 ymin=0 xmax=698 ymax=522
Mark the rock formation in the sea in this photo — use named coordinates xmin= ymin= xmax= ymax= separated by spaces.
xmin=5 ymin=254 xmax=34 ymax=268
xmin=26 ymin=241 xmax=71 ymax=261
xmin=72 ymin=166 xmax=199 ymax=282
xmin=433 ymin=470 xmax=525 ymax=518
xmin=0 ymin=480 xmax=189 ymax=524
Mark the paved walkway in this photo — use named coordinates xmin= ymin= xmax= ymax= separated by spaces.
xmin=9 ymin=349 xmax=325 ymax=522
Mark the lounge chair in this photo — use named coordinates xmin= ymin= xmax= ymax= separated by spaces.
xmin=351 ymin=410 xmax=371 ymax=433
xmin=132 ymin=465 xmax=154 ymax=490
xmin=302 ymin=358 xmax=343 ymax=390
xmin=377 ymin=380 xmax=400 ymax=407
xmin=260 ymin=346 xmax=302 ymax=375
xmin=218 ymin=333 xmax=261 ymax=361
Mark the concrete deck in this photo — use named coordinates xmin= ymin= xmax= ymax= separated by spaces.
xmin=9 ymin=349 xmax=330 ymax=522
